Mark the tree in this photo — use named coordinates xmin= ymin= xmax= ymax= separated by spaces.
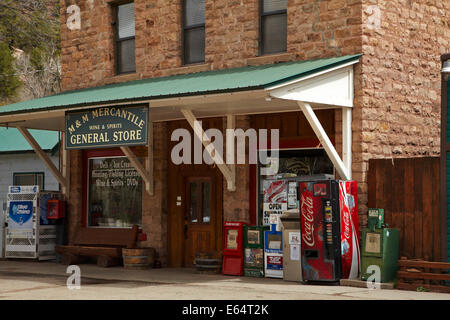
xmin=0 ymin=0 xmax=60 ymax=101
xmin=0 ymin=42 xmax=21 ymax=99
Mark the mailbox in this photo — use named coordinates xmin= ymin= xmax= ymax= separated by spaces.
xmin=222 ymin=221 xmax=246 ymax=276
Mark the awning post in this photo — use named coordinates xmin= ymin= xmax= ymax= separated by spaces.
xmin=145 ymin=119 xmax=154 ymax=196
xmin=342 ymin=107 xmax=352 ymax=180
xmin=61 ymin=131 xmax=70 ymax=199
xmin=226 ymin=114 xmax=236 ymax=192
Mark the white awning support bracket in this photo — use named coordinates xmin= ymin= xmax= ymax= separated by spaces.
xmin=16 ymin=126 xmax=69 ymax=190
xmin=181 ymin=109 xmax=236 ymax=191
xmin=297 ymin=102 xmax=351 ymax=180
xmin=120 ymin=145 xmax=153 ymax=196
xmin=122 ymin=109 xmax=154 ymax=196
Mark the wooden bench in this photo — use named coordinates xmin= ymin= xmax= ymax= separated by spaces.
xmin=56 ymin=225 xmax=139 ymax=267
xmin=396 ymin=259 xmax=450 ymax=293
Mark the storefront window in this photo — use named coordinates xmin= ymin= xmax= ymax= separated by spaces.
xmin=258 ymin=149 xmax=334 ymax=225
xmin=88 ymin=156 xmax=142 ymax=228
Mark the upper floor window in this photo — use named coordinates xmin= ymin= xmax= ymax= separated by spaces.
xmin=260 ymin=0 xmax=287 ymax=55
xmin=183 ymin=0 xmax=205 ymax=64
xmin=114 ymin=2 xmax=136 ymax=74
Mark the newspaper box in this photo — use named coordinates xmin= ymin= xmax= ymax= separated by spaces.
xmin=222 ymin=221 xmax=245 ymax=276
xmin=264 ymin=214 xmax=283 ymax=278
xmin=280 ymin=209 xmax=302 ymax=282
xmin=243 ymin=225 xmax=269 ymax=277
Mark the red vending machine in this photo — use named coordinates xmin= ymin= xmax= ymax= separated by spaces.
xmin=222 ymin=221 xmax=245 ymax=276
xmin=299 ymin=180 xmax=360 ymax=283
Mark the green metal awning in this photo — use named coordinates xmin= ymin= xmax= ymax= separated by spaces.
xmin=0 ymin=127 xmax=59 ymax=153
xmin=0 ymin=54 xmax=361 ymax=116
xmin=0 ymin=54 xmax=361 ymax=194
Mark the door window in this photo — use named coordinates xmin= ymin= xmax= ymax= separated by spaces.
xmin=187 ymin=178 xmax=211 ymax=224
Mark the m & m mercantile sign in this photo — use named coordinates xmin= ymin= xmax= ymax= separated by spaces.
xmin=65 ymin=104 xmax=148 ymax=149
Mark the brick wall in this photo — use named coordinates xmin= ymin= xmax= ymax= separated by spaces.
xmin=60 ymin=0 xmax=363 ymax=91
xmin=140 ymin=122 xmax=168 ymax=265
xmin=354 ymin=0 xmax=449 ymax=226
xmin=60 ymin=0 xmax=448 ymax=238
xmin=222 ymin=115 xmax=251 ymax=223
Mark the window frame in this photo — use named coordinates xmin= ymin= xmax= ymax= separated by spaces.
xmin=113 ymin=1 xmax=136 ymax=75
xmin=186 ymin=177 xmax=212 ymax=225
xmin=82 ymin=148 xmax=143 ymax=229
xmin=182 ymin=0 xmax=206 ymax=65
xmin=13 ymin=172 xmax=45 ymax=190
xmin=259 ymin=0 xmax=288 ymax=56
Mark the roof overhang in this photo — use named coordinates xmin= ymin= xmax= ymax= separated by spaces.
xmin=266 ymin=60 xmax=356 ymax=107
xmin=0 ymin=54 xmax=360 ymax=131
xmin=0 ymin=54 xmax=361 ymax=194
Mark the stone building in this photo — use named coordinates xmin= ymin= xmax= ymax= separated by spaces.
xmin=0 ymin=0 xmax=447 ymax=267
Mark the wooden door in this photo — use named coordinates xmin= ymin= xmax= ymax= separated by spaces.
xmin=167 ymin=118 xmax=223 ymax=267
xmin=183 ymin=175 xmax=216 ymax=266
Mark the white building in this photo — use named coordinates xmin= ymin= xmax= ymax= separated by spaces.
xmin=0 ymin=127 xmax=60 ymax=207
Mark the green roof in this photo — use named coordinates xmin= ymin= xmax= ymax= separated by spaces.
xmin=0 ymin=54 xmax=361 ymax=116
xmin=0 ymin=127 xmax=59 ymax=153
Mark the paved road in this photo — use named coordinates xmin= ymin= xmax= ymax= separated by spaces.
xmin=0 ymin=260 xmax=449 ymax=300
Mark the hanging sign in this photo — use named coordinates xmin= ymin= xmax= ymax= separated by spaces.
xmin=65 ymin=104 xmax=148 ymax=149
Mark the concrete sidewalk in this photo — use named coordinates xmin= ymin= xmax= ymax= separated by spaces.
xmin=0 ymin=260 xmax=449 ymax=300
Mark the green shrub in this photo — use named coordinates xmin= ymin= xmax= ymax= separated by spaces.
xmin=0 ymin=42 xmax=21 ymax=99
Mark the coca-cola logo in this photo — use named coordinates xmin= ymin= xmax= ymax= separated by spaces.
xmin=300 ymin=193 xmax=315 ymax=247
xmin=342 ymin=210 xmax=351 ymax=241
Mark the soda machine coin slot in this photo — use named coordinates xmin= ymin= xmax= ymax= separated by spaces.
xmin=304 ymin=250 xmax=319 ymax=258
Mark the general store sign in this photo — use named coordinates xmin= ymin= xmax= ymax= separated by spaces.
xmin=65 ymin=105 xmax=148 ymax=149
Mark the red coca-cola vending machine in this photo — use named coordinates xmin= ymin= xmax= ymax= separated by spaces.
xmin=299 ymin=180 xmax=360 ymax=283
